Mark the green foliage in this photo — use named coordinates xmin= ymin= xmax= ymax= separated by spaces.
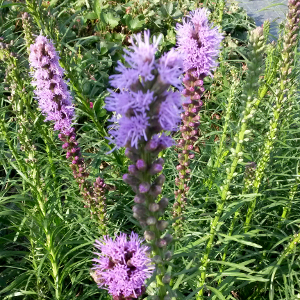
xmin=0 ymin=0 xmax=300 ymax=299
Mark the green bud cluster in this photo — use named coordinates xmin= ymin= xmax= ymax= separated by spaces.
xmin=22 ymin=12 xmax=34 ymax=54
xmin=244 ymin=0 xmax=300 ymax=232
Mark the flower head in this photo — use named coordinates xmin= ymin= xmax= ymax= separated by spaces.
xmin=176 ymin=8 xmax=223 ymax=78
xmin=92 ymin=232 xmax=153 ymax=299
xmin=29 ymin=35 xmax=74 ymax=133
xmin=105 ymin=30 xmax=183 ymax=150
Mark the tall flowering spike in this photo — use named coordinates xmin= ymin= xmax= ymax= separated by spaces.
xmin=173 ymin=9 xmax=223 ymax=232
xmin=29 ymin=35 xmax=74 ymax=134
xmin=92 ymin=232 xmax=153 ymax=299
xmin=105 ymin=30 xmax=183 ymax=299
xmin=244 ymin=0 xmax=300 ymax=233
xmin=29 ymin=36 xmax=107 ymax=229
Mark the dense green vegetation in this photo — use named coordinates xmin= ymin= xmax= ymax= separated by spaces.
xmin=1 ymin=0 xmax=300 ymax=299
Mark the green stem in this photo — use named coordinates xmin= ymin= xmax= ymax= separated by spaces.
xmin=204 ymin=80 xmax=237 ymax=193
xmin=217 ymin=0 xmax=225 ymax=26
xmin=141 ymin=150 xmax=167 ymax=299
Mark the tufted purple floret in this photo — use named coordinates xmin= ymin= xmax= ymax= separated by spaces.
xmin=176 ymin=8 xmax=223 ymax=78
xmin=105 ymin=30 xmax=183 ymax=151
xmin=92 ymin=232 xmax=153 ymax=299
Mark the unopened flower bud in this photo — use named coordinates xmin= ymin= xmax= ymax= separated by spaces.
xmin=134 ymin=194 xmax=145 ymax=204
xmin=146 ymin=139 xmax=158 ymax=151
xmin=133 ymin=204 xmax=147 ymax=220
xmin=162 ymin=273 xmax=171 ymax=284
xmin=125 ymin=148 xmax=138 ymax=161
xmin=123 ymin=174 xmax=139 ymax=186
xmin=157 ymin=238 xmax=167 ymax=248
xmin=159 ymin=197 xmax=169 ymax=209
xmin=150 ymin=163 xmax=163 ymax=175
xmin=136 ymin=159 xmax=147 ymax=171
xmin=128 ymin=164 xmax=138 ymax=174
xmin=156 ymin=220 xmax=168 ymax=231
xmin=155 ymin=158 xmax=164 ymax=165
xmin=139 ymin=182 xmax=151 ymax=193
xmin=164 ymin=233 xmax=173 ymax=244
xmin=155 ymin=174 xmax=165 ymax=186
xmin=149 ymin=185 xmax=162 ymax=197
xmin=146 ymin=216 xmax=157 ymax=225
xmin=164 ymin=250 xmax=172 ymax=261
xmin=144 ymin=230 xmax=155 ymax=241
xmin=149 ymin=203 xmax=160 ymax=212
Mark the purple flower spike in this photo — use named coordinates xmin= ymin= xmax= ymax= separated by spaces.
xmin=92 ymin=232 xmax=153 ymax=299
xmin=176 ymin=8 xmax=223 ymax=78
xmin=158 ymin=48 xmax=184 ymax=90
xmin=29 ymin=35 xmax=75 ymax=134
xmin=173 ymin=9 xmax=223 ymax=232
xmin=105 ymin=30 xmax=182 ymax=297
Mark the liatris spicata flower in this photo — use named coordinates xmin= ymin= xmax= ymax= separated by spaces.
xmin=29 ymin=36 xmax=107 ymax=230
xmin=92 ymin=232 xmax=153 ymax=299
xmin=29 ymin=35 xmax=74 ymax=134
xmin=105 ymin=30 xmax=183 ymax=299
xmin=173 ymin=9 xmax=223 ymax=229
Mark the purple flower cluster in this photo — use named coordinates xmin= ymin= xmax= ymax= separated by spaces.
xmin=105 ymin=30 xmax=183 ymax=150
xmin=93 ymin=232 xmax=153 ymax=299
xmin=176 ymin=8 xmax=223 ymax=78
xmin=29 ymin=35 xmax=74 ymax=134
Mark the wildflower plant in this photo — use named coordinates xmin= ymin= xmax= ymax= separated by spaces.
xmin=29 ymin=35 xmax=75 ymax=134
xmin=105 ymin=30 xmax=183 ymax=299
xmin=244 ymin=0 xmax=300 ymax=231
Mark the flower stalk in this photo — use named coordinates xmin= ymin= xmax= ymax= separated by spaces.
xmin=22 ymin=12 xmax=34 ymax=54
xmin=105 ymin=30 xmax=183 ymax=299
xmin=0 ymin=40 xmax=61 ymax=300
